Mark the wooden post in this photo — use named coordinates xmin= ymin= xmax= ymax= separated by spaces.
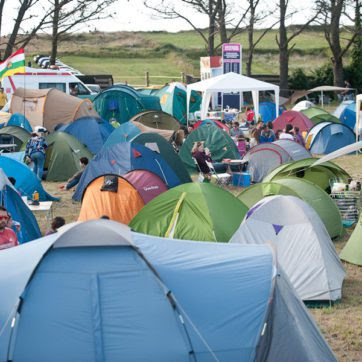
xmin=145 ymin=71 xmax=150 ymax=87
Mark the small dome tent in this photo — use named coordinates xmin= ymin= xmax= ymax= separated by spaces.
xmin=0 ymin=126 xmax=30 ymax=151
xmin=7 ymin=113 xmax=32 ymax=132
xmin=237 ymin=178 xmax=343 ymax=238
xmin=230 ymin=195 xmax=345 ymax=301
xmin=73 ymin=142 xmax=181 ymax=201
xmin=244 ymin=140 xmax=310 ymax=183
xmin=259 ymin=101 xmax=284 ymax=123
xmin=340 ymin=214 xmax=362 ymax=266
xmin=44 ymin=132 xmax=93 ymax=181
xmin=0 ymin=169 xmax=41 ymax=243
xmin=59 ymin=116 xmax=113 ymax=154
xmin=10 ymin=88 xmax=99 ymax=131
xmin=301 ymin=107 xmax=341 ymax=125
xmin=129 ymin=110 xmax=180 ymax=132
xmin=179 ymin=124 xmax=240 ymax=172
xmin=263 ymin=158 xmax=350 ymax=193
xmin=338 ymin=101 xmax=357 ymax=129
xmin=273 ymin=110 xmax=313 ymax=132
xmin=0 ymin=156 xmax=58 ymax=201
xmin=305 ymin=122 xmax=355 ymax=154
xmin=130 ymin=183 xmax=248 ymax=242
xmin=0 ymin=220 xmax=336 ymax=361
xmin=292 ymin=100 xmax=314 ymax=112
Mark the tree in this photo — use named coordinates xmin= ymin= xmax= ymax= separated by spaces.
xmin=48 ymin=0 xmax=118 ymax=65
xmin=244 ymin=0 xmax=278 ymax=76
xmin=276 ymin=0 xmax=319 ymax=95
xmin=145 ymin=0 xmax=249 ymax=56
xmin=317 ymin=0 xmax=360 ymax=86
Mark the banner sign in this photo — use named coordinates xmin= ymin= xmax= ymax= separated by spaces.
xmin=222 ymin=43 xmax=241 ymax=74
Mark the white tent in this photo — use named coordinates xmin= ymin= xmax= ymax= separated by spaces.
xmin=230 ymin=195 xmax=345 ymax=301
xmin=186 ymin=72 xmax=279 ymax=121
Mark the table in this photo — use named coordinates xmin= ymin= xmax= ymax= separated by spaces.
xmin=222 ymin=159 xmax=248 ymax=173
xmin=26 ymin=201 xmax=54 ymax=224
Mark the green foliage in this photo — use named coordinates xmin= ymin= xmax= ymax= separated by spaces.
xmin=289 ymin=68 xmax=311 ymax=89
xmin=309 ymin=64 xmax=334 ymax=88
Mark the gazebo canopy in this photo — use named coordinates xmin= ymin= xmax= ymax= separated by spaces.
xmin=186 ymin=72 xmax=280 ymax=121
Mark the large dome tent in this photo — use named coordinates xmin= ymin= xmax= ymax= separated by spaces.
xmin=231 ymin=195 xmax=345 ymax=301
xmin=301 ymin=106 xmax=341 ymax=125
xmin=0 ymin=220 xmax=336 ymax=361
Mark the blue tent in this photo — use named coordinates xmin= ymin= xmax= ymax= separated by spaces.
xmin=306 ymin=121 xmax=356 ymax=154
xmin=58 ymin=116 xmax=113 ymax=154
xmin=7 ymin=113 xmax=32 ymax=132
xmin=104 ymin=121 xmax=141 ymax=146
xmin=0 ymin=169 xmax=41 ymax=243
xmin=73 ymin=142 xmax=181 ymax=201
xmin=259 ymin=101 xmax=284 ymax=123
xmin=0 ymin=220 xmax=336 ymax=361
xmin=0 ymin=156 xmax=58 ymax=201
xmin=339 ymin=102 xmax=356 ymax=129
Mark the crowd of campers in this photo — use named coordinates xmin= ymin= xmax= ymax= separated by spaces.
xmin=0 ymin=72 xmax=360 ymax=361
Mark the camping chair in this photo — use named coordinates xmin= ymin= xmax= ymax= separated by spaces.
xmin=192 ymin=157 xmax=205 ymax=183
xmin=205 ymin=161 xmax=231 ymax=186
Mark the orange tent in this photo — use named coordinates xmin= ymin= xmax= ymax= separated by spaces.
xmin=78 ymin=175 xmax=144 ymax=224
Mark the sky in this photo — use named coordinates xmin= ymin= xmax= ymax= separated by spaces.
xmin=2 ymin=0 xmax=317 ymax=35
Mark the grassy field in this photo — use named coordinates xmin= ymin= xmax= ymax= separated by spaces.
xmin=21 ymin=28 xmax=352 ymax=86
xmin=36 ymin=154 xmax=362 ymax=361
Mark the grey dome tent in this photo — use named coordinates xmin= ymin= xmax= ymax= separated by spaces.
xmin=244 ymin=140 xmax=310 ymax=183
xmin=231 ymin=195 xmax=345 ymax=301
xmin=0 ymin=220 xmax=336 ymax=361
xmin=237 ymin=177 xmax=343 ymax=238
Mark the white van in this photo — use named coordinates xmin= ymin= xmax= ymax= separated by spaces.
xmin=2 ymin=67 xmax=97 ymax=101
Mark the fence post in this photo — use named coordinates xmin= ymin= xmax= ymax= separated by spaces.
xmin=181 ymin=72 xmax=185 ymax=83
xmin=145 ymin=71 xmax=150 ymax=87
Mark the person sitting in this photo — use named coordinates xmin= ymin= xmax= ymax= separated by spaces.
xmin=236 ymin=135 xmax=247 ymax=157
xmin=275 ymin=129 xmax=282 ymax=140
xmin=230 ymin=121 xmax=244 ymax=138
xmin=45 ymin=216 xmax=65 ymax=236
xmin=191 ymin=142 xmax=227 ymax=179
xmin=267 ymin=121 xmax=276 ymax=139
xmin=293 ymin=126 xmax=305 ymax=147
xmin=279 ymin=124 xmax=295 ymax=141
xmin=0 ymin=206 xmax=18 ymax=250
xmin=60 ymin=157 xmax=89 ymax=190
xmin=260 ymin=124 xmax=276 ymax=143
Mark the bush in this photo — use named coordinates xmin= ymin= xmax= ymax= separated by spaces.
xmin=289 ymin=68 xmax=310 ymax=89
xmin=309 ymin=63 xmax=334 ymax=88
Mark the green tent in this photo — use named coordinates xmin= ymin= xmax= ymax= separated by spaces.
xmin=142 ymin=83 xmax=201 ymax=125
xmin=179 ymin=124 xmax=240 ymax=173
xmin=301 ymin=107 xmax=341 ymax=125
xmin=238 ymin=178 xmax=343 ymax=238
xmin=129 ymin=110 xmax=180 ymax=131
xmin=45 ymin=132 xmax=93 ymax=181
xmin=340 ymin=214 xmax=362 ymax=265
xmin=130 ymin=182 xmax=248 ymax=242
xmin=0 ymin=126 xmax=30 ymax=151
xmin=131 ymin=132 xmax=192 ymax=184
xmin=263 ymin=158 xmax=350 ymax=193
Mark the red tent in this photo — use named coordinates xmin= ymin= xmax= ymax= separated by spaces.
xmin=273 ymin=110 xmax=313 ymax=132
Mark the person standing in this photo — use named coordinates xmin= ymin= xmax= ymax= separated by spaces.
xmin=0 ymin=87 xmax=7 ymax=108
xmin=0 ymin=206 xmax=18 ymax=250
xmin=25 ymin=132 xmax=48 ymax=180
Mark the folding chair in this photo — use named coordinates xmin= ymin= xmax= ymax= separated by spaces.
xmin=205 ymin=161 xmax=231 ymax=186
xmin=192 ymin=157 xmax=205 ymax=183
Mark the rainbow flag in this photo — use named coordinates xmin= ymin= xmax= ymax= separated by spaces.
xmin=0 ymin=48 xmax=25 ymax=81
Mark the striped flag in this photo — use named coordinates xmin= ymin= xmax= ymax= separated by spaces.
xmin=0 ymin=48 xmax=25 ymax=81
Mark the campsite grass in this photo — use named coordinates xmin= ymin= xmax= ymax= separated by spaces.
xmin=37 ymin=155 xmax=362 ymax=361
